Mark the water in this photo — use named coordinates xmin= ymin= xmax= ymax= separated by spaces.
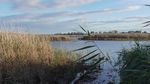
xmin=51 ymin=40 xmax=149 ymax=84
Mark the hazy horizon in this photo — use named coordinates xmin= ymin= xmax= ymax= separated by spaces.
xmin=0 ymin=0 xmax=150 ymax=34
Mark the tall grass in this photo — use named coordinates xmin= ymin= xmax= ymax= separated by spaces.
xmin=116 ymin=43 xmax=150 ymax=84
xmin=0 ymin=32 xmax=84 ymax=84
xmin=37 ymin=34 xmax=71 ymax=41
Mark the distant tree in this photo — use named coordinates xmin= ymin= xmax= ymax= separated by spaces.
xmin=143 ymin=31 xmax=147 ymax=33
xmin=90 ymin=31 xmax=94 ymax=34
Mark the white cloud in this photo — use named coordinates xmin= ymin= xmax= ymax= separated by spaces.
xmin=0 ymin=0 xmax=144 ymax=33
xmin=110 ymin=5 xmax=141 ymax=12
xmin=52 ymin=0 xmax=97 ymax=8
xmin=123 ymin=5 xmax=141 ymax=11
xmin=0 ymin=4 xmax=142 ymax=29
xmin=125 ymin=16 xmax=150 ymax=21
xmin=121 ymin=0 xmax=150 ymax=5
xmin=66 ymin=5 xmax=142 ymax=17
xmin=0 ymin=0 xmax=98 ymax=10
xmin=12 ymin=0 xmax=42 ymax=10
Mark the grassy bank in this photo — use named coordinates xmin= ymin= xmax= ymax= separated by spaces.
xmin=117 ymin=43 xmax=150 ymax=84
xmin=80 ymin=33 xmax=150 ymax=41
xmin=0 ymin=32 xmax=85 ymax=84
xmin=1 ymin=32 xmax=71 ymax=41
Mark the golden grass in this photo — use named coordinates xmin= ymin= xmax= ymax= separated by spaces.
xmin=0 ymin=32 xmax=81 ymax=84
xmin=36 ymin=34 xmax=71 ymax=41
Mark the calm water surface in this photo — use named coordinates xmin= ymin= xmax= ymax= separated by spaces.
xmin=51 ymin=40 xmax=150 ymax=84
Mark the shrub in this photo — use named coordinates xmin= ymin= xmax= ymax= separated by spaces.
xmin=117 ymin=42 xmax=150 ymax=84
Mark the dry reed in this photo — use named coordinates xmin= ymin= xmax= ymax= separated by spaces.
xmin=0 ymin=32 xmax=81 ymax=84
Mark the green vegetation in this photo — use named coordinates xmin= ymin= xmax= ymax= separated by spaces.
xmin=116 ymin=42 xmax=150 ymax=84
xmin=80 ymin=33 xmax=150 ymax=41
xmin=0 ymin=32 xmax=86 ymax=84
xmin=117 ymin=6 xmax=150 ymax=83
xmin=114 ymin=5 xmax=150 ymax=84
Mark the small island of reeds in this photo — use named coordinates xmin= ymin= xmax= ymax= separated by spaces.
xmin=80 ymin=32 xmax=150 ymax=41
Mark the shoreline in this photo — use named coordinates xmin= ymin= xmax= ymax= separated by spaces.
xmin=79 ymin=39 xmax=150 ymax=41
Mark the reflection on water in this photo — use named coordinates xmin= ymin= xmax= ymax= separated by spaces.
xmin=51 ymin=40 xmax=149 ymax=84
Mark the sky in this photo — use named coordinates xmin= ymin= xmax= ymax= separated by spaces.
xmin=0 ymin=0 xmax=150 ymax=34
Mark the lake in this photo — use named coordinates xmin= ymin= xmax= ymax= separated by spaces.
xmin=51 ymin=40 xmax=149 ymax=84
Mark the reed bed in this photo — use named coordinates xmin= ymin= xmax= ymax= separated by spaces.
xmin=37 ymin=34 xmax=71 ymax=41
xmin=80 ymin=33 xmax=150 ymax=40
xmin=116 ymin=43 xmax=150 ymax=84
xmin=0 ymin=32 xmax=84 ymax=84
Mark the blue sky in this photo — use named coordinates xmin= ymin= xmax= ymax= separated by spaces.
xmin=0 ymin=0 xmax=150 ymax=34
